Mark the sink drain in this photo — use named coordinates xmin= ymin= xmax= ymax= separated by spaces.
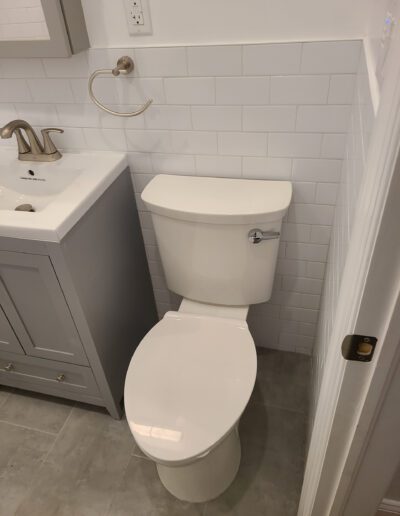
xmin=15 ymin=204 xmax=35 ymax=212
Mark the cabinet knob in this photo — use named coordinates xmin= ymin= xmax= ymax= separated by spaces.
xmin=4 ymin=363 xmax=14 ymax=372
xmin=56 ymin=373 xmax=65 ymax=382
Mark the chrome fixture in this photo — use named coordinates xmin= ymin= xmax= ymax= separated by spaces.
xmin=88 ymin=55 xmax=153 ymax=117
xmin=0 ymin=120 xmax=63 ymax=162
xmin=248 ymin=228 xmax=280 ymax=244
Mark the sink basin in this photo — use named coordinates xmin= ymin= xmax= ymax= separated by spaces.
xmin=0 ymin=150 xmax=128 ymax=241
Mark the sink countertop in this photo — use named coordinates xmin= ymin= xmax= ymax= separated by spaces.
xmin=0 ymin=150 xmax=128 ymax=242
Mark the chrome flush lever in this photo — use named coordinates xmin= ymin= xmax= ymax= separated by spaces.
xmin=248 ymin=228 xmax=280 ymax=244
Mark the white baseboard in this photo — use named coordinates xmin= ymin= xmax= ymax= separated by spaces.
xmin=380 ymin=498 xmax=400 ymax=514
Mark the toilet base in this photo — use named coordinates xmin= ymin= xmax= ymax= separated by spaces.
xmin=156 ymin=424 xmax=241 ymax=503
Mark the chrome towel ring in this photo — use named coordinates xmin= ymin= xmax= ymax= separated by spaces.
xmin=88 ymin=56 xmax=153 ymax=117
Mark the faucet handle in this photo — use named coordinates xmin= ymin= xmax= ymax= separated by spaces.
xmin=41 ymin=128 xmax=64 ymax=155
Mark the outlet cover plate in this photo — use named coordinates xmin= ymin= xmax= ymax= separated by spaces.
xmin=124 ymin=0 xmax=152 ymax=35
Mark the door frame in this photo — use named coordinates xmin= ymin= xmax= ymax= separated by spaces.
xmin=298 ymin=33 xmax=400 ymax=516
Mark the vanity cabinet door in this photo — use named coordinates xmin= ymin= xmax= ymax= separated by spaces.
xmin=0 ymin=251 xmax=88 ymax=365
xmin=0 ymin=306 xmax=25 ymax=355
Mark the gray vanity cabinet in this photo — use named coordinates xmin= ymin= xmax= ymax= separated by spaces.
xmin=0 ymin=251 xmax=88 ymax=365
xmin=0 ymin=306 xmax=24 ymax=355
xmin=0 ymin=169 xmax=157 ymax=418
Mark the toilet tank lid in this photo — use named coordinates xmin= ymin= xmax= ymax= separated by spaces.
xmin=141 ymin=175 xmax=292 ymax=224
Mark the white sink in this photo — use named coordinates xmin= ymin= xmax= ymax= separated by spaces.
xmin=0 ymin=150 xmax=128 ymax=241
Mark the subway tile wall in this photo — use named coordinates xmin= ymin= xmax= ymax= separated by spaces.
xmin=312 ymin=45 xmax=375 ymax=413
xmin=0 ymin=40 xmax=362 ymax=354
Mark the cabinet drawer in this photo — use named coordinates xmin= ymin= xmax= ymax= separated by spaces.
xmin=0 ymin=352 xmax=99 ymax=398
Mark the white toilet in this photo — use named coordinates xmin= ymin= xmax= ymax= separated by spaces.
xmin=124 ymin=174 xmax=292 ymax=503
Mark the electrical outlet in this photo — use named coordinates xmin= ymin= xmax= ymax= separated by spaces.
xmin=124 ymin=0 xmax=152 ymax=35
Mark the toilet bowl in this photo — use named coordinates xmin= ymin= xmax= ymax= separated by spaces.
xmin=124 ymin=174 xmax=292 ymax=502
xmin=124 ymin=306 xmax=257 ymax=502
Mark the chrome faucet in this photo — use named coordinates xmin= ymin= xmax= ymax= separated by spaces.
xmin=0 ymin=119 xmax=64 ymax=162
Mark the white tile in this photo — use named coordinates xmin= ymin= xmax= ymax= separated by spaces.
xmin=56 ymin=103 xmax=99 ymax=128
xmin=127 ymin=153 xmax=153 ymax=173
xmin=282 ymin=275 xmax=323 ymax=295
xmin=28 ymin=78 xmax=74 ymax=103
xmin=286 ymin=242 xmax=328 ymax=263
xmin=126 ymin=129 xmax=217 ymax=155
xmin=298 ymin=322 xmax=317 ymax=337
xmin=292 ymin=159 xmax=342 ymax=182
xmin=288 ymin=204 xmax=334 ymax=225
xmin=87 ymin=49 xmax=138 ymax=74
xmin=126 ymin=130 xmax=171 ymax=153
xmin=0 ymin=79 xmax=31 ymax=102
xmin=301 ymin=41 xmax=361 ymax=74
xmin=132 ymin=172 xmax=155 ymax=192
xmin=310 ymin=225 xmax=331 ymax=244
xmin=306 ymin=261 xmax=326 ymax=279
xmin=315 ymin=183 xmax=338 ymax=204
xmin=15 ymin=103 xmax=59 ymax=126
xmin=243 ymin=106 xmax=296 ymax=132
xmin=144 ymin=105 xmax=191 ymax=130
xmin=243 ymin=43 xmax=302 ymax=75
xmin=0 ymin=57 xmax=45 ymax=78
xmin=151 ymin=153 xmax=195 ymax=175
xmin=296 ymin=105 xmax=351 ymax=132
xmin=218 ymin=132 xmax=267 ymax=157
xmin=42 ymin=53 xmax=89 ymax=78
xmin=135 ymin=47 xmax=187 ymax=77
xmin=328 ymin=75 xmax=356 ymax=104
xmin=50 ymin=127 xmax=86 ymax=150
xmin=70 ymin=78 xmax=118 ymax=104
xmin=280 ymin=333 xmax=314 ymax=354
xmin=280 ymin=306 xmax=319 ymax=324
xmin=268 ymin=133 xmax=322 ymax=158
xmin=281 ymin=223 xmax=311 ymax=243
xmin=99 ymin=105 xmax=145 ymax=129
xmin=292 ymin=182 xmax=316 ymax=203
xmin=164 ymin=78 xmax=215 ymax=104
xmin=216 ymin=77 xmax=269 ymax=105
xmin=300 ymin=294 xmax=320 ymax=310
xmin=139 ymin=211 xmax=154 ymax=231
xmin=270 ymin=75 xmax=329 ymax=105
xmin=116 ymin=78 xmax=165 ymax=105
xmin=170 ymin=131 xmax=217 ymax=155
xmin=191 ymin=106 xmax=241 ymax=131
xmin=83 ymin=128 xmax=127 ymax=151
xmin=242 ymin=157 xmax=292 ymax=180
xmin=277 ymin=258 xmax=307 ymax=276
xmin=195 ymin=155 xmax=242 ymax=178
xmin=187 ymin=45 xmax=241 ymax=76
xmin=321 ymin=133 xmax=347 ymax=158
xmin=0 ymin=103 xmax=17 ymax=127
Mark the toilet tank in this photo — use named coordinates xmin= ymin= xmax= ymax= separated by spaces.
xmin=142 ymin=175 xmax=292 ymax=306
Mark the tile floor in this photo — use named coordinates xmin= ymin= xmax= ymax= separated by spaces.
xmin=0 ymin=349 xmax=310 ymax=516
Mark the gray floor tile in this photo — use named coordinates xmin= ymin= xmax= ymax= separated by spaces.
xmin=14 ymin=404 xmax=135 ymax=516
xmin=0 ymin=421 xmax=56 ymax=516
xmin=204 ymin=443 xmax=304 ymax=516
xmin=0 ymin=385 xmax=12 ymax=408
xmin=0 ymin=388 xmax=75 ymax=434
xmin=107 ymin=455 xmax=205 ymax=516
xmin=239 ymin=402 xmax=307 ymax=459
xmin=252 ymin=349 xmax=311 ymax=413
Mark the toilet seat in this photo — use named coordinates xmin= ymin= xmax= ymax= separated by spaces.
xmin=124 ymin=310 xmax=257 ymax=466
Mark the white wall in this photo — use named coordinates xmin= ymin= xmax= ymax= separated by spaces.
xmin=81 ymin=0 xmax=372 ymax=48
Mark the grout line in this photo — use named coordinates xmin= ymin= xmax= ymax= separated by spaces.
xmin=0 ymin=418 xmax=58 ymax=436
xmin=39 ymin=403 xmax=77 ymax=464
